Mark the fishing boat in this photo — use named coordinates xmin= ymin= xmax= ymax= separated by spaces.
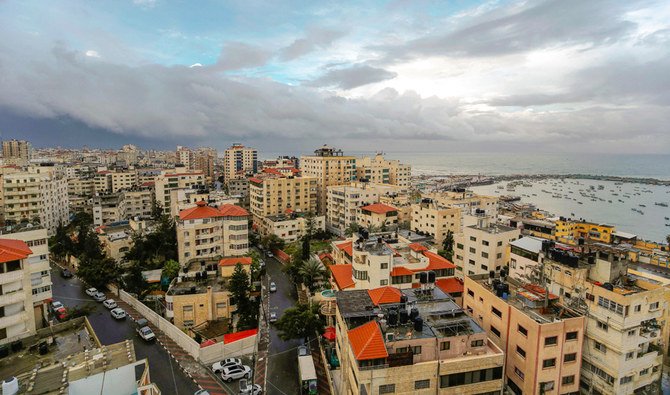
xmin=639 ymin=204 xmax=646 ymax=208
xmin=655 ymin=202 xmax=668 ymax=207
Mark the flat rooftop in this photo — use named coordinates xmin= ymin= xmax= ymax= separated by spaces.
xmin=468 ymin=223 xmax=517 ymax=234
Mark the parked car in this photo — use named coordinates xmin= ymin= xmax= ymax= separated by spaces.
xmin=211 ymin=358 xmax=242 ymax=374
xmin=61 ymin=268 xmax=73 ymax=278
xmin=103 ymin=299 xmax=117 ymax=309
xmin=266 ymin=251 xmax=274 ymax=258
xmin=50 ymin=301 xmax=64 ymax=312
xmin=85 ymin=287 xmax=98 ymax=296
xmin=298 ymin=345 xmax=309 ymax=357
xmin=110 ymin=307 xmax=127 ymax=320
xmin=54 ymin=307 xmax=68 ymax=321
xmin=220 ymin=365 xmax=252 ymax=382
xmin=269 ymin=312 xmax=278 ymax=322
xmin=136 ymin=319 xmax=155 ymax=341
xmin=269 ymin=282 xmax=277 ymax=293
xmin=194 ymin=391 xmax=211 ymax=395
xmin=93 ymin=292 xmax=106 ymax=302
xmin=239 ymin=379 xmax=263 ymax=395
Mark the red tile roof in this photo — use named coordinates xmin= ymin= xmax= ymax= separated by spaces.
xmin=262 ymin=168 xmax=284 ymax=176
xmin=408 ymin=243 xmax=428 ymax=253
xmin=178 ymin=201 xmax=223 ymax=220
xmin=0 ymin=239 xmax=32 ymax=264
xmin=335 ymin=241 xmax=353 ymax=257
xmin=360 ymin=203 xmax=397 ymax=215
xmin=219 ymin=204 xmax=249 ymax=217
xmin=164 ymin=172 xmax=203 ymax=177
xmin=436 ymin=278 xmax=464 ymax=294
xmin=390 ymin=266 xmax=414 ymax=276
xmin=223 ymin=328 xmax=258 ymax=344
xmin=367 ymin=286 xmax=402 ymax=306
xmin=418 ymin=251 xmax=456 ymax=271
xmin=319 ymin=253 xmax=334 ymax=264
xmin=219 ymin=257 xmax=252 ymax=266
xmin=347 ymin=321 xmax=388 ymax=361
xmin=329 ymin=264 xmax=355 ymax=290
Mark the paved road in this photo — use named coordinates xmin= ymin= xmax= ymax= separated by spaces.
xmin=265 ymin=253 xmax=302 ymax=395
xmin=50 ymin=264 xmax=200 ymax=395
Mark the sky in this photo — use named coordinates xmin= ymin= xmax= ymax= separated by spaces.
xmin=0 ymin=0 xmax=669 ymax=154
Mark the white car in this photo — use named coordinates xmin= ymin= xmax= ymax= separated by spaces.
xmin=103 ymin=299 xmax=117 ymax=309
xmin=298 ymin=345 xmax=309 ymax=356
xmin=85 ymin=287 xmax=98 ymax=296
xmin=93 ymin=292 xmax=106 ymax=302
xmin=239 ymin=379 xmax=262 ymax=395
xmin=211 ymin=358 xmax=242 ymax=374
xmin=110 ymin=307 xmax=126 ymax=320
xmin=269 ymin=312 xmax=278 ymax=322
xmin=269 ymin=282 xmax=277 ymax=293
xmin=50 ymin=301 xmax=64 ymax=311
xmin=137 ymin=326 xmax=156 ymax=341
xmin=221 ymin=364 xmax=252 ymax=382
xmin=267 ymin=252 xmax=274 ymax=258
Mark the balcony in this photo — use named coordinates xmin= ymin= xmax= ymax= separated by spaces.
xmin=0 ymin=270 xmax=24 ymax=285
xmin=0 ymin=291 xmax=25 ymax=306
xmin=0 ymin=311 xmax=27 ymax=329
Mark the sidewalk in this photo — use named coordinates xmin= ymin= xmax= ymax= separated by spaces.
xmin=113 ymin=296 xmax=228 ymax=395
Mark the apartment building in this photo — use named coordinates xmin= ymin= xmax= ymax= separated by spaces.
xmin=154 ymin=169 xmax=205 ymax=213
xmin=358 ymin=203 xmax=398 ymax=231
xmin=454 ymin=215 xmax=520 ymax=278
xmin=300 ymin=145 xmax=356 ymax=215
xmin=335 ymin=286 xmax=504 ymax=395
xmin=329 ymin=237 xmax=458 ymax=293
xmin=0 ymin=239 xmax=39 ymax=346
xmin=326 ymin=182 xmax=404 ymax=236
xmin=1 ymin=140 xmax=31 ymax=165
xmin=256 ymin=212 xmax=325 ymax=243
xmin=0 ymin=166 xmax=20 ymax=221
xmin=176 ymin=201 xmax=249 ymax=265
xmin=540 ymin=246 xmax=665 ymax=395
xmin=117 ymin=144 xmax=139 ymax=165
xmin=223 ymin=144 xmax=257 ymax=183
xmin=248 ymin=175 xmax=318 ymax=224
xmin=355 ymin=153 xmax=411 ymax=188
xmin=166 ymin=256 xmax=251 ymax=330
xmin=411 ymin=198 xmax=461 ymax=246
xmin=193 ymin=147 xmax=217 ymax=181
xmin=3 ymin=166 xmax=69 ymax=236
xmin=463 ymin=274 xmax=585 ymax=395
xmin=120 ymin=188 xmax=153 ymax=219
xmin=67 ymin=177 xmax=95 ymax=197
xmin=176 ymin=145 xmax=193 ymax=169
xmin=425 ymin=189 xmax=499 ymax=217
xmin=169 ymin=188 xmax=238 ymax=218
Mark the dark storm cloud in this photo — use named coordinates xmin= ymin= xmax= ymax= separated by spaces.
xmin=308 ymin=64 xmax=398 ymax=89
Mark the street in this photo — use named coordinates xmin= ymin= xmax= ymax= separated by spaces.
xmin=264 ymin=253 xmax=302 ymax=395
xmin=50 ymin=264 xmax=200 ymax=395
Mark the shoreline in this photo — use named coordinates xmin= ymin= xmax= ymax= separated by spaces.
xmin=413 ymin=173 xmax=670 ymax=186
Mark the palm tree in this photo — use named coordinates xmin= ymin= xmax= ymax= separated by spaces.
xmin=299 ymin=258 xmax=327 ymax=292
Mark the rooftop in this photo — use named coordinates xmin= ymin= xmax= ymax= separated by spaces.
xmin=360 ymin=203 xmax=398 ymax=215
xmin=468 ymin=222 xmax=517 ymax=234
xmin=0 ymin=238 xmax=32 ymax=263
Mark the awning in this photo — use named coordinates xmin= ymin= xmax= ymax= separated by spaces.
xmin=323 ymin=326 xmax=336 ymax=341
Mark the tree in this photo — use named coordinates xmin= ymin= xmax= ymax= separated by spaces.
xmin=77 ymin=256 xmax=121 ymax=289
xmin=344 ymin=223 xmax=360 ymax=237
xmin=261 ymin=234 xmax=285 ymax=252
xmin=229 ymin=263 xmax=257 ymax=329
xmin=50 ymin=222 xmax=73 ymax=261
xmin=299 ymin=258 xmax=326 ymax=292
xmin=274 ymin=303 xmax=324 ymax=341
xmin=301 ymin=237 xmax=311 ymax=260
xmin=441 ymin=230 xmax=455 ymax=260
xmin=122 ymin=262 xmax=150 ymax=298
xmin=162 ymin=259 xmax=180 ymax=282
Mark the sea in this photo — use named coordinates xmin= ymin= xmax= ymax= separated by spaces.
xmin=262 ymin=152 xmax=670 ymax=242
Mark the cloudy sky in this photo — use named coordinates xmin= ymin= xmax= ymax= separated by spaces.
xmin=0 ymin=0 xmax=669 ymax=154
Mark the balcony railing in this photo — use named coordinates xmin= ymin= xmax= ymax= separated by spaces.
xmin=0 ymin=312 xmax=27 ymax=329
xmin=0 ymin=270 xmax=24 ymax=285
xmin=0 ymin=291 xmax=25 ymax=306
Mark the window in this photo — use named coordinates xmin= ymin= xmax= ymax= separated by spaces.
xmin=482 ymin=240 xmax=489 ymax=246
xmin=640 ymin=368 xmax=649 ymax=376
xmin=456 ymin=243 xmax=464 ymax=249
xmin=650 ymin=302 xmax=659 ymax=311
xmin=380 ymin=280 xmax=388 ymax=286
xmin=415 ymin=380 xmax=430 ymax=390
xmin=542 ymin=358 xmax=556 ymax=369
xmin=467 ymin=289 xmax=475 ymax=297
xmin=470 ymin=236 xmax=477 ymax=241
xmin=412 ymin=346 xmax=422 ymax=355
xmin=597 ymin=321 xmax=608 ymax=331
xmin=496 ymin=253 xmax=502 ymax=259
xmin=381 ymin=262 xmax=388 ymax=269
xmin=440 ymin=341 xmax=450 ymax=351
xmin=541 ymin=381 xmax=555 ymax=391
xmin=597 ymin=296 xmax=626 ymax=316
xmin=594 ymin=341 xmax=606 ymax=353
xmin=469 ymin=247 xmax=476 ymax=254
xmin=564 ymin=353 xmax=577 ymax=362
xmin=491 ymin=307 xmax=502 ymax=318
xmin=514 ymin=367 xmax=525 ymax=380
xmin=566 ymin=331 xmax=578 ymax=341
xmin=491 ymin=325 xmax=500 ymax=338
xmin=625 ymin=352 xmax=634 ymax=360
xmin=634 ymin=304 xmax=641 ymax=312
xmin=518 ymin=325 xmax=528 ymax=337
xmin=545 ymin=336 xmax=557 ymax=346
xmin=620 ymin=376 xmax=633 ymax=384
xmin=471 ymin=340 xmax=484 ymax=347
xmin=628 ymin=329 xmax=636 ymax=336
xmin=516 ymin=346 xmax=526 ymax=358
xmin=182 ymin=305 xmax=194 ymax=312
xmin=481 ymin=252 xmax=489 ymax=258
xmin=439 ymin=367 xmax=503 ymax=388
xmin=379 ymin=384 xmax=395 ymax=394
xmin=497 ymin=241 xmax=503 ymax=247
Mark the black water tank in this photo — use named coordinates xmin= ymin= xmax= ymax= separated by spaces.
xmin=410 ymin=308 xmax=419 ymax=320
xmin=427 ymin=271 xmax=436 ymax=283
xmin=588 ymin=256 xmax=595 ymax=265
xmin=578 ymin=237 xmax=585 ymax=246
xmin=419 ymin=272 xmax=428 ymax=284
xmin=413 ymin=317 xmax=423 ymax=332
xmin=489 ymin=270 xmax=495 ymax=278
xmin=388 ymin=310 xmax=398 ymax=326
xmin=400 ymin=295 xmax=408 ymax=304
xmin=496 ymin=283 xmax=506 ymax=297
xmin=603 ymin=283 xmax=614 ymax=291
xmin=399 ymin=309 xmax=409 ymax=325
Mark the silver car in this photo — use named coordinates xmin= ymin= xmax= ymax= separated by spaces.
xmin=110 ymin=307 xmax=126 ymax=320
xmin=221 ymin=365 xmax=252 ymax=382
xmin=93 ymin=292 xmax=106 ymax=302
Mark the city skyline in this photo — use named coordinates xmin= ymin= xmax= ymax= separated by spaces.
xmin=1 ymin=0 xmax=669 ymax=153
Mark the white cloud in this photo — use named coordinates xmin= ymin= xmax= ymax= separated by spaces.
xmin=85 ymin=50 xmax=100 ymax=58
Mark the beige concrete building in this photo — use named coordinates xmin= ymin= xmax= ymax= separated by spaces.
xmin=411 ymin=198 xmax=462 ymax=246
xmin=326 ymin=182 xmax=404 ymax=236
xmin=335 ymin=286 xmax=504 ymax=395
xmin=166 ymin=256 xmax=251 ymax=330
xmin=425 ymin=189 xmax=499 ymax=217
xmin=223 ymin=144 xmax=257 ymax=183
xmin=358 ymin=203 xmax=399 ymax=231
xmin=176 ymin=201 xmax=249 ymax=265
xmin=154 ymin=169 xmax=205 ymax=213
xmin=169 ymin=188 xmax=238 ymax=218
xmin=193 ymin=147 xmax=217 ymax=181
xmin=257 ymin=212 xmax=325 ymax=243
xmin=463 ymin=274 xmax=585 ymax=395
xmin=3 ymin=166 xmax=69 ymax=236
xmin=300 ymin=145 xmax=356 ymax=215
xmin=67 ymin=177 xmax=95 ymax=197
xmin=2 ymin=140 xmax=31 ymax=165
xmin=248 ymin=175 xmax=318 ymax=224
xmin=454 ymin=215 xmax=520 ymax=278
xmin=176 ymin=145 xmax=193 ymax=169
xmin=355 ymin=153 xmax=411 ymax=188
xmin=0 ymin=166 xmax=20 ymax=222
